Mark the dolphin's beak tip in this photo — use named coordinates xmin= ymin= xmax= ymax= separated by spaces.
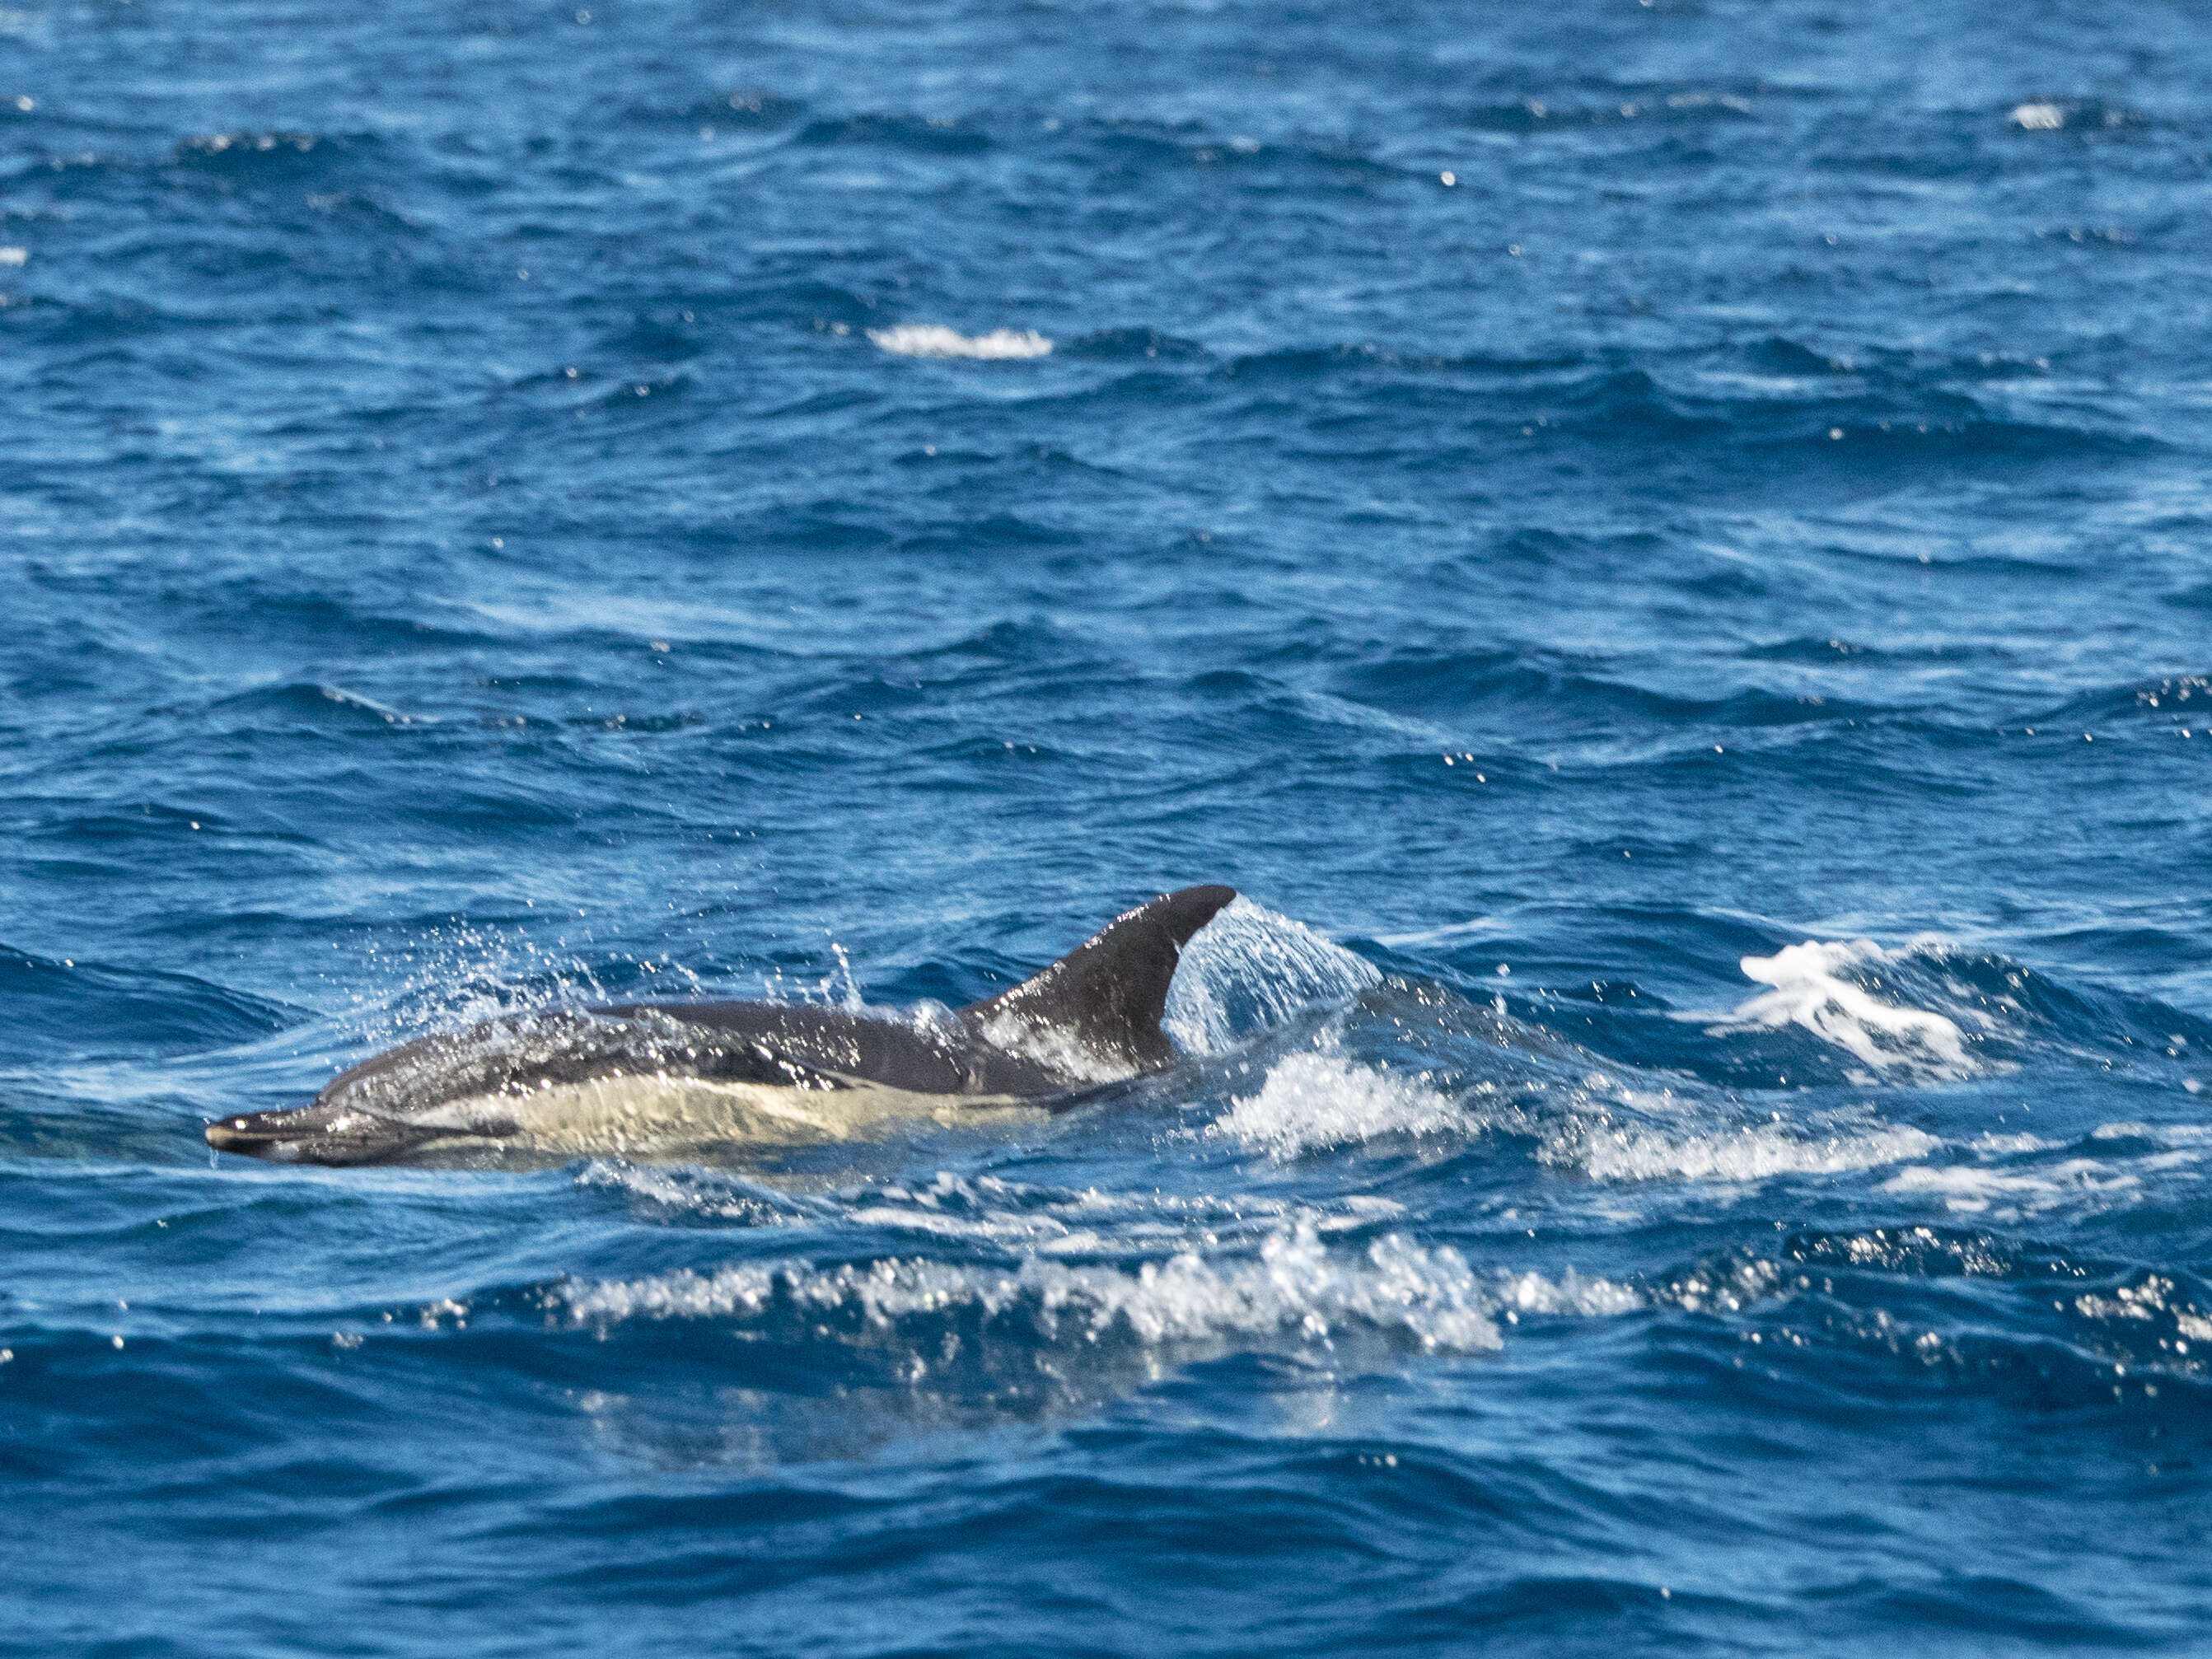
xmin=205 ymin=1118 xmax=260 ymax=1152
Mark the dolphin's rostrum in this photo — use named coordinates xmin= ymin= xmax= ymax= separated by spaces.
xmin=206 ymin=885 xmax=1237 ymax=1167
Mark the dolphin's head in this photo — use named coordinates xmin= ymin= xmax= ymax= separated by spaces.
xmin=205 ymin=1102 xmax=505 ymax=1165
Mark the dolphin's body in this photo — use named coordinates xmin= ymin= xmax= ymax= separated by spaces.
xmin=205 ymin=886 xmax=1237 ymax=1168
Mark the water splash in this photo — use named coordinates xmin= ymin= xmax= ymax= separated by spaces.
xmin=1209 ymin=1050 xmax=1463 ymax=1158
xmin=1165 ymin=898 xmax=1381 ymax=1057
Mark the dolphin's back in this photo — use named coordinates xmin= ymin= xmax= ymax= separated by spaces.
xmin=583 ymin=1002 xmax=1069 ymax=1096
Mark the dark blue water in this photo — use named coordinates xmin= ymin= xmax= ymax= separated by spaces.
xmin=7 ymin=0 xmax=2212 ymax=1650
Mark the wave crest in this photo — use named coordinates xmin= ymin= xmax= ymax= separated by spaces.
xmin=1553 ymin=1117 xmax=1939 ymax=1184
xmin=867 ymin=325 xmax=1053 ymax=359
xmin=559 ymin=1221 xmax=1518 ymax=1354
xmin=1209 ymin=1052 xmax=1462 ymax=1157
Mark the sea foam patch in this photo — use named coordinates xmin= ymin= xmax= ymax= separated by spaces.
xmin=1875 ymin=1118 xmax=2212 ymax=1219
xmin=1713 ymin=937 xmax=1985 ymax=1082
xmin=867 ymin=324 xmax=1054 ymax=359
xmin=1554 ymin=1118 xmax=1939 ymax=1184
xmin=1209 ymin=1051 xmax=1462 ymax=1158
xmin=1881 ymin=1158 xmax=2144 ymax=1217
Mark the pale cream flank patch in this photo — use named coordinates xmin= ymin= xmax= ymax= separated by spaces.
xmin=415 ymin=1073 xmax=1045 ymax=1161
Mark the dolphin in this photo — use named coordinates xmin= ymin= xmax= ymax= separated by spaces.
xmin=204 ymin=885 xmax=1237 ymax=1168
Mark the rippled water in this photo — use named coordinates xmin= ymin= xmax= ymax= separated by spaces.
xmin=6 ymin=0 xmax=2212 ymax=1651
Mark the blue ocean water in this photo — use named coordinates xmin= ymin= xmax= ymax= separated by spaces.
xmin=6 ymin=0 xmax=2212 ymax=1649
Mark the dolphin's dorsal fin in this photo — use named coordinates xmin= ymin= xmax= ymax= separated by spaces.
xmin=960 ymin=885 xmax=1237 ymax=1073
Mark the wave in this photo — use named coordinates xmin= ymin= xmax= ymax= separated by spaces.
xmin=1332 ymin=648 xmax=1887 ymax=730
xmin=1087 ymin=124 xmax=1402 ymax=183
xmin=593 ymin=370 xmax=693 ymax=405
xmin=575 ymin=1161 xmax=815 ymax=1226
xmin=2030 ymin=673 xmax=2211 ymax=729
xmin=1551 ymin=1116 xmax=1940 ymax=1183
xmin=657 ymin=89 xmax=806 ymax=130
xmin=581 ymin=1162 xmax=1405 ymax=1247
xmin=1744 ymin=335 xmax=1855 ymax=376
xmin=0 ymin=946 xmax=298 ymax=1061
xmin=894 ymin=512 xmax=1078 ymax=552
xmin=0 ymin=292 xmax=189 ymax=345
xmin=1247 ymin=926 xmax=2212 ymax=1208
xmin=1036 ymin=343 xmax=2154 ymax=466
xmin=1654 ymin=1227 xmax=2212 ymax=1408
xmin=1870 ymin=1122 xmax=2212 ymax=1222
xmin=1559 ymin=367 xmax=2149 ymax=459
xmin=159 ymin=131 xmax=390 ymax=193
xmin=795 ymin=114 xmax=992 ymax=155
xmin=208 ymin=680 xmax=436 ymax=729
xmin=594 ymin=315 xmax=704 ymax=362
xmin=1737 ymin=635 xmax=1903 ymax=663
xmin=555 ymin=1218 xmax=1650 ymax=1359
xmin=1463 ymin=90 xmax=1760 ymax=133
xmin=1059 ymin=327 xmax=1209 ymax=362
xmin=1880 ymin=1157 xmax=2149 ymax=1217
xmin=1220 ymin=343 xmax=1588 ymax=381
xmin=735 ymin=280 xmax=882 ymax=328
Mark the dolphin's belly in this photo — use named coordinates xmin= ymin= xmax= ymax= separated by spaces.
xmin=418 ymin=1074 xmax=1045 ymax=1161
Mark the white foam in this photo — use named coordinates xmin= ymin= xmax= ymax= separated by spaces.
xmin=2072 ymin=1274 xmax=2211 ymax=1338
xmin=1881 ymin=1158 xmax=2142 ymax=1215
xmin=1971 ymin=1131 xmax=2057 ymax=1154
xmin=1881 ymin=1119 xmax=2212 ymax=1218
xmin=1493 ymin=1269 xmax=1642 ymax=1317
xmin=560 ymin=1220 xmax=1511 ymax=1353
xmin=1556 ymin=1118 xmax=1938 ymax=1184
xmin=867 ymin=325 xmax=1053 ymax=359
xmin=1165 ymin=898 xmax=1381 ymax=1057
xmin=2096 ymin=1122 xmax=2212 ymax=1147
xmin=1648 ymin=1256 xmax=1789 ymax=1316
xmin=1714 ymin=938 xmax=1981 ymax=1082
xmin=1209 ymin=1052 xmax=1462 ymax=1158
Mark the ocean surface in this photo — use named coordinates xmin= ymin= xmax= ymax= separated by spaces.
xmin=6 ymin=0 xmax=2212 ymax=1651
